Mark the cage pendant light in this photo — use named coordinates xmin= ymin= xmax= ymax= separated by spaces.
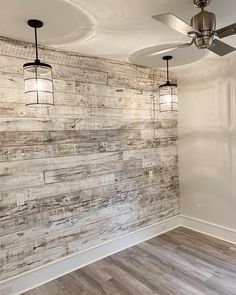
xmin=23 ymin=19 xmax=54 ymax=107
xmin=159 ymin=56 xmax=177 ymax=112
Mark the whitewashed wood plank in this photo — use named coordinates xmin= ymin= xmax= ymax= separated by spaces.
xmin=107 ymin=73 xmax=159 ymax=91
xmin=0 ymin=173 xmax=44 ymax=191
xmin=0 ymin=152 xmax=122 ymax=177
xmin=0 ymin=142 xmax=100 ymax=162
xmin=0 ymin=130 xmax=142 ymax=147
xmin=0 ymin=117 xmax=164 ymax=131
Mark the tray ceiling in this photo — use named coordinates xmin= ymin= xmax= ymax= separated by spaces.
xmin=1 ymin=0 xmax=236 ymax=67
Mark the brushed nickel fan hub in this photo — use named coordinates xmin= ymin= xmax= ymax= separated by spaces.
xmin=191 ymin=11 xmax=216 ymax=32
xmin=190 ymin=10 xmax=216 ymax=48
xmin=194 ymin=0 xmax=211 ymax=8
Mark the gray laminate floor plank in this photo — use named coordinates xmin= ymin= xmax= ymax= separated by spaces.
xmin=23 ymin=227 xmax=236 ymax=295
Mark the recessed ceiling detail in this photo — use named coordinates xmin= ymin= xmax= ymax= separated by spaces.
xmin=0 ymin=0 xmax=95 ymax=46
xmin=0 ymin=0 xmax=236 ymax=66
xmin=129 ymin=43 xmax=208 ymax=68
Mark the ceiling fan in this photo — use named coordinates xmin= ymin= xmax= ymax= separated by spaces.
xmin=151 ymin=0 xmax=236 ymax=56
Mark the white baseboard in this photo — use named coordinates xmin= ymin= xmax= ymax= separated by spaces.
xmin=0 ymin=215 xmax=181 ymax=295
xmin=181 ymin=215 xmax=236 ymax=245
xmin=2 ymin=214 xmax=236 ymax=295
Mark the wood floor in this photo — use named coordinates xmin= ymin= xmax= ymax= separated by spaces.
xmin=23 ymin=227 xmax=236 ymax=295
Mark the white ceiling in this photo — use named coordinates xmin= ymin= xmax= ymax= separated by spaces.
xmin=1 ymin=0 xmax=236 ymax=67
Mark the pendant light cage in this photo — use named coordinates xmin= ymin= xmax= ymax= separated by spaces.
xmin=23 ymin=19 xmax=54 ymax=107
xmin=159 ymin=56 xmax=178 ymax=113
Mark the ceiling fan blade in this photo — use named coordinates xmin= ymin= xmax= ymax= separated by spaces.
xmin=152 ymin=13 xmax=200 ymax=36
xmin=147 ymin=42 xmax=193 ymax=57
xmin=216 ymin=23 xmax=236 ymax=39
xmin=208 ymin=39 xmax=236 ymax=56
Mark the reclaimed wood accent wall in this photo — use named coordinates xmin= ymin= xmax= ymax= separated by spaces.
xmin=0 ymin=37 xmax=179 ymax=281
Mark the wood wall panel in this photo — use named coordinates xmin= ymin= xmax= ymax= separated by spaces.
xmin=0 ymin=37 xmax=179 ymax=281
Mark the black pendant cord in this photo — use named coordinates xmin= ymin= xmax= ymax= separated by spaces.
xmin=33 ymin=27 xmax=39 ymax=103
xmin=34 ymin=27 xmax=39 ymax=63
xmin=27 ymin=19 xmax=43 ymax=63
xmin=162 ymin=56 xmax=173 ymax=86
xmin=166 ymin=58 xmax=169 ymax=83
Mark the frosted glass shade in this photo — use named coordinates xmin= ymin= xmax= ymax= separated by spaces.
xmin=23 ymin=62 xmax=54 ymax=106
xmin=159 ymin=82 xmax=177 ymax=112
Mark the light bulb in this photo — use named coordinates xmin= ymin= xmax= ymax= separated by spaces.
xmin=163 ymin=94 xmax=172 ymax=104
xmin=36 ymin=80 xmax=42 ymax=91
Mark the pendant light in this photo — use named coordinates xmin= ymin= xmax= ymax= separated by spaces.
xmin=159 ymin=56 xmax=177 ymax=112
xmin=23 ymin=19 xmax=54 ymax=107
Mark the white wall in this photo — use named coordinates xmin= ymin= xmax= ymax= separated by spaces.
xmin=178 ymin=56 xmax=236 ymax=230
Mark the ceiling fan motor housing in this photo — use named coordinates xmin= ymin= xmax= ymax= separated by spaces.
xmin=191 ymin=11 xmax=216 ymax=48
